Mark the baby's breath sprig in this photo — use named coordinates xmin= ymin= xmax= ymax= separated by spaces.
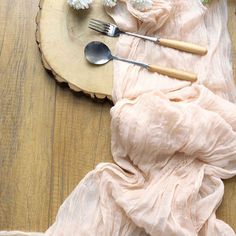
xmin=103 ymin=0 xmax=117 ymax=7
xmin=67 ymin=0 xmax=92 ymax=10
xmin=67 ymin=0 xmax=155 ymax=10
xmin=130 ymin=0 xmax=153 ymax=11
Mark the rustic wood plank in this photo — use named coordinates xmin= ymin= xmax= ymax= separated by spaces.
xmin=0 ymin=0 xmax=235 ymax=233
xmin=0 ymin=0 xmax=56 ymax=231
xmin=216 ymin=0 xmax=236 ymax=230
xmin=47 ymin=88 xmax=112 ymax=223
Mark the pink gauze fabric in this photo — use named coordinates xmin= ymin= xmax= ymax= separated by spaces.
xmin=1 ymin=0 xmax=236 ymax=235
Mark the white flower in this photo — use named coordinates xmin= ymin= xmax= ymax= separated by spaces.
xmin=103 ymin=0 xmax=117 ymax=8
xmin=129 ymin=0 xmax=153 ymax=11
xmin=67 ymin=0 xmax=93 ymax=10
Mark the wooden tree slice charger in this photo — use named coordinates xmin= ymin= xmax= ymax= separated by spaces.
xmin=36 ymin=0 xmax=116 ymax=100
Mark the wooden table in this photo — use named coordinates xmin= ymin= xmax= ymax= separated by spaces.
xmin=0 ymin=0 xmax=235 ymax=232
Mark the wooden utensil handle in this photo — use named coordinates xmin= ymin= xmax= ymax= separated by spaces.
xmin=158 ymin=38 xmax=207 ymax=55
xmin=148 ymin=65 xmax=197 ymax=82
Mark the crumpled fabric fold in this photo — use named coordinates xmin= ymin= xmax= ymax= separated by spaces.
xmin=1 ymin=0 xmax=236 ymax=235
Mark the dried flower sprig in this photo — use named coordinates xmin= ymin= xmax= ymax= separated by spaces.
xmin=67 ymin=0 xmax=211 ymax=11
xmin=130 ymin=0 xmax=153 ymax=11
xmin=103 ymin=0 xmax=117 ymax=7
xmin=67 ymin=0 xmax=93 ymax=10
xmin=67 ymin=0 xmax=155 ymax=10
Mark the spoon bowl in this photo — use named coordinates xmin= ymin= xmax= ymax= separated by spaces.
xmin=84 ymin=41 xmax=112 ymax=65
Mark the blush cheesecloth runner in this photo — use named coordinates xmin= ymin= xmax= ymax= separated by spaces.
xmin=1 ymin=0 xmax=236 ymax=235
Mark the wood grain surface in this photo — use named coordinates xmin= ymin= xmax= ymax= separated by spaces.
xmin=0 ymin=0 xmax=235 ymax=233
xmin=37 ymin=0 xmax=115 ymax=100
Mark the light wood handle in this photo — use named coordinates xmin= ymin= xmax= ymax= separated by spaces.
xmin=158 ymin=38 xmax=207 ymax=55
xmin=148 ymin=65 xmax=197 ymax=82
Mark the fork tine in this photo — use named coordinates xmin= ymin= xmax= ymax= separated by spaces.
xmin=89 ymin=23 xmax=108 ymax=32
xmin=89 ymin=24 xmax=109 ymax=32
xmin=90 ymin=19 xmax=110 ymax=28
xmin=89 ymin=25 xmax=110 ymax=34
xmin=88 ymin=26 xmax=105 ymax=34
xmin=89 ymin=22 xmax=110 ymax=32
xmin=89 ymin=22 xmax=105 ymax=30
xmin=89 ymin=21 xmax=106 ymax=28
xmin=89 ymin=23 xmax=108 ymax=33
